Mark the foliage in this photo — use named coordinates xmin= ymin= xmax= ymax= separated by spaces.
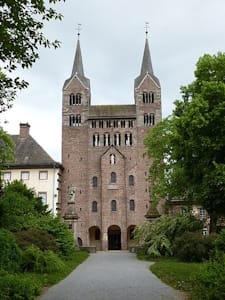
xmin=191 ymin=255 xmax=225 ymax=300
xmin=21 ymin=245 xmax=65 ymax=273
xmin=37 ymin=215 xmax=75 ymax=258
xmin=14 ymin=228 xmax=59 ymax=252
xmin=150 ymin=258 xmax=203 ymax=292
xmin=135 ymin=214 xmax=202 ymax=257
xmin=145 ymin=52 xmax=225 ymax=231
xmin=0 ymin=180 xmax=49 ymax=230
xmin=0 ymin=128 xmax=15 ymax=173
xmin=173 ymin=232 xmax=217 ymax=262
xmin=0 ymin=229 xmax=22 ymax=272
xmin=214 ymin=228 xmax=225 ymax=253
xmin=0 ymin=271 xmax=41 ymax=300
xmin=0 ymin=0 xmax=65 ymax=112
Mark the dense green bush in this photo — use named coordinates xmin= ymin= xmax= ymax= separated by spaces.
xmin=192 ymin=255 xmax=225 ymax=300
xmin=214 ymin=229 xmax=225 ymax=253
xmin=14 ymin=228 xmax=59 ymax=252
xmin=21 ymin=245 xmax=65 ymax=273
xmin=0 ymin=229 xmax=22 ymax=272
xmin=135 ymin=214 xmax=203 ymax=257
xmin=173 ymin=232 xmax=217 ymax=262
xmin=0 ymin=272 xmax=41 ymax=300
xmin=0 ymin=180 xmax=49 ymax=230
xmin=37 ymin=215 xmax=75 ymax=258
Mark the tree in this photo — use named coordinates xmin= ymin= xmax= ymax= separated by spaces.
xmin=0 ymin=0 xmax=65 ymax=112
xmin=0 ymin=180 xmax=49 ymax=230
xmin=145 ymin=52 xmax=225 ymax=232
xmin=0 ymin=128 xmax=14 ymax=170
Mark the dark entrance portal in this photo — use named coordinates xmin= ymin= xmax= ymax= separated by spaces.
xmin=108 ymin=225 xmax=121 ymax=250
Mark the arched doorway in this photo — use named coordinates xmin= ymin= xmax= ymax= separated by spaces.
xmin=108 ymin=225 xmax=121 ymax=250
xmin=89 ymin=226 xmax=101 ymax=250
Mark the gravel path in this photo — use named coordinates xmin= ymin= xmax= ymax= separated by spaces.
xmin=39 ymin=251 xmax=183 ymax=300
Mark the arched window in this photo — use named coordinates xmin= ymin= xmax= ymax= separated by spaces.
xmin=111 ymin=172 xmax=116 ymax=183
xmin=93 ymin=133 xmax=100 ymax=147
xmin=114 ymin=133 xmax=121 ymax=146
xmin=75 ymin=93 xmax=82 ymax=104
xmin=69 ymin=93 xmax=75 ymax=105
xmin=110 ymin=154 xmax=116 ymax=165
xmin=104 ymin=133 xmax=110 ymax=146
xmin=92 ymin=201 xmax=98 ymax=212
xmin=92 ymin=176 xmax=97 ymax=188
xmin=143 ymin=92 xmax=148 ymax=103
xmin=129 ymin=175 xmax=134 ymax=186
xmin=129 ymin=199 xmax=135 ymax=211
xmin=111 ymin=200 xmax=117 ymax=211
xmin=125 ymin=132 xmax=132 ymax=146
xmin=150 ymin=113 xmax=155 ymax=125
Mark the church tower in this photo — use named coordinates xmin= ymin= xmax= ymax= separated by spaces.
xmin=61 ymin=30 xmax=162 ymax=251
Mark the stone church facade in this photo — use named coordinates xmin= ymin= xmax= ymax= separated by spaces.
xmin=61 ymin=35 xmax=162 ymax=251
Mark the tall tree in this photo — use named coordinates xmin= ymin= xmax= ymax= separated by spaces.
xmin=0 ymin=0 xmax=65 ymax=112
xmin=145 ymin=52 xmax=225 ymax=231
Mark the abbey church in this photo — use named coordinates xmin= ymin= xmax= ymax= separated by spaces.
xmin=61 ymin=34 xmax=162 ymax=251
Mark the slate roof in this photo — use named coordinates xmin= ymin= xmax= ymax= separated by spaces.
xmin=63 ymin=39 xmax=90 ymax=89
xmin=8 ymin=135 xmax=61 ymax=169
xmin=135 ymin=38 xmax=160 ymax=88
xmin=88 ymin=105 xmax=136 ymax=119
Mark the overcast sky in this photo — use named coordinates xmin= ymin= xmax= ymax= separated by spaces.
xmin=2 ymin=0 xmax=225 ymax=161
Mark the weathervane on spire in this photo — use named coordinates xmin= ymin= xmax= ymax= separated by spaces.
xmin=76 ymin=23 xmax=82 ymax=39
xmin=145 ymin=22 xmax=149 ymax=38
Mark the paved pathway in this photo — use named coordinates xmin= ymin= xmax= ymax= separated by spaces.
xmin=39 ymin=251 xmax=183 ymax=300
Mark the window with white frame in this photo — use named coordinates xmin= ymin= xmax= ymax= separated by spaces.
xmin=21 ymin=171 xmax=29 ymax=180
xmin=199 ymin=208 xmax=207 ymax=218
xmin=2 ymin=172 xmax=11 ymax=181
xmin=39 ymin=171 xmax=48 ymax=180
xmin=38 ymin=192 xmax=47 ymax=204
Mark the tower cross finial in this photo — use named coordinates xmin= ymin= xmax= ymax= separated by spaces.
xmin=76 ymin=23 xmax=82 ymax=39
xmin=145 ymin=22 xmax=149 ymax=38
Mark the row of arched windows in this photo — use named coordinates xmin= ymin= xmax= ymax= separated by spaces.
xmin=91 ymin=119 xmax=134 ymax=129
xmin=91 ymin=199 xmax=135 ymax=212
xmin=69 ymin=93 xmax=82 ymax=105
xmin=93 ymin=132 xmax=133 ymax=147
xmin=92 ymin=174 xmax=134 ymax=187
xmin=143 ymin=91 xmax=155 ymax=104
xmin=144 ymin=113 xmax=155 ymax=126
xmin=69 ymin=114 xmax=81 ymax=126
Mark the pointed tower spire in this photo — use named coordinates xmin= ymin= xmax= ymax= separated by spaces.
xmin=134 ymin=24 xmax=160 ymax=88
xmin=64 ymin=25 xmax=90 ymax=89
xmin=71 ymin=38 xmax=85 ymax=77
xmin=140 ymin=38 xmax=154 ymax=77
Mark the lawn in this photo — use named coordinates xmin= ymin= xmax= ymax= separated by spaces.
xmin=150 ymin=258 xmax=204 ymax=293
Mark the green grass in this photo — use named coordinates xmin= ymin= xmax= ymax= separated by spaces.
xmin=20 ymin=250 xmax=89 ymax=297
xmin=150 ymin=259 xmax=204 ymax=292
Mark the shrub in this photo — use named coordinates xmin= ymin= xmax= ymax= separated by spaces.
xmin=214 ymin=229 xmax=225 ymax=253
xmin=0 ymin=229 xmax=22 ymax=272
xmin=37 ymin=215 xmax=75 ymax=258
xmin=0 ymin=272 xmax=41 ymax=300
xmin=135 ymin=214 xmax=203 ymax=258
xmin=21 ymin=245 xmax=65 ymax=273
xmin=14 ymin=228 xmax=59 ymax=252
xmin=21 ymin=245 xmax=44 ymax=272
xmin=173 ymin=232 xmax=216 ymax=262
xmin=191 ymin=255 xmax=225 ymax=300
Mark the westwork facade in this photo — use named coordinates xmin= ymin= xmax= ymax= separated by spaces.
xmin=60 ymin=36 xmax=162 ymax=250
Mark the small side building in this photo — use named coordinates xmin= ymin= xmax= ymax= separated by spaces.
xmin=1 ymin=123 xmax=63 ymax=215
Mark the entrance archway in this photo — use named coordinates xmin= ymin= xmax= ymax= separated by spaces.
xmin=108 ymin=225 xmax=121 ymax=250
xmin=89 ymin=226 xmax=101 ymax=250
